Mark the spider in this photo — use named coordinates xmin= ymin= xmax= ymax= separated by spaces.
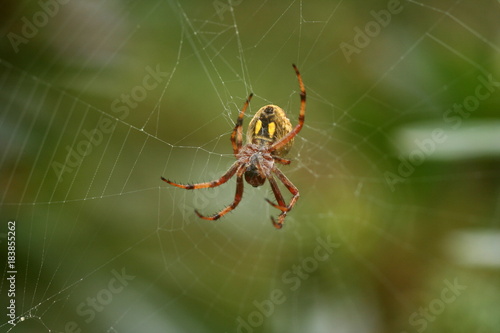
xmin=161 ymin=64 xmax=306 ymax=229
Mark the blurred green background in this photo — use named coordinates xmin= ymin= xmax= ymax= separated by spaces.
xmin=1 ymin=0 xmax=500 ymax=332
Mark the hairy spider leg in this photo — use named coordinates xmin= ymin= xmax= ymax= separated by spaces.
xmin=195 ymin=166 xmax=246 ymax=220
xmin=270 ymin=64 xmax=306 ymax=154
xmin=266 ymin=174 xmax=287 ymax=210
xmin=161 ymin=160 xmax=240 ymax=189
xmin=231 ymin=93 xmax=254 ymax=156
xmin=273 ymin=156 xmax=291 ymax=165
xmin=269 ymin=167 xmax=300 ymax=229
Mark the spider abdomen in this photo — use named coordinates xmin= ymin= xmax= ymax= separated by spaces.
xmin=246 ymin=105 xmax=293 ymax=156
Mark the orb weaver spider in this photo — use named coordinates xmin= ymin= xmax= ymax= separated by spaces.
xmin=161 ymin=64 xmax=306 ymax=229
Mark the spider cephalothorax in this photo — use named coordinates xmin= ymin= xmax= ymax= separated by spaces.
xmin=238 ymin=144 xmax=273 ymax=187
xmin=162 ymin=64 xmax=306 ymax=229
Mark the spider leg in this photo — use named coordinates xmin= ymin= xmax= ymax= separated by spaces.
xmin=273 ymin=156 xmax=291 ymax=165
xmin=161 ymin=161 xmax=240 ymax=189
xmin=270 ymin=64 xmax=306 ymax=154
xmin=265 ymin=174 xmax=287 ymax=212
xmin=195 ymin=168 xmax=245 ymax=220
xmin=269 ymin=167 xmax=300 ymax=229
xmin=231 ymin=93 xmax=253 ymax=156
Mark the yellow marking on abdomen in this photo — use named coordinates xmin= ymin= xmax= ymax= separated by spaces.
xmin=254 ymin=120 xmax=262 ymax=135
xmin=268 ymin=121 xmax=276 ymax=138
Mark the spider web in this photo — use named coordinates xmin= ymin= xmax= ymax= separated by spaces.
xmin=1 ymin=0 xmax=500 ymax=332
